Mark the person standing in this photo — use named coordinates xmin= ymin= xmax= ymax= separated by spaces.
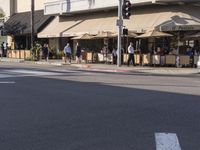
xmin=3 ymin=42 xmax=8 ymax=57
xmin=1 ymin=42 xmax=5 ymax=57
xmin=64 ymin=43 xmax=72 ymax=64
xmin=42 ymin=43 xmax=49 ymax=61
xmin=76 ymin=42 xmax=81 ymax=63
xmin=112 ymin=47 xmax=117 ymax=64
xmin=127 ymin=42 xmax=135 ymax=66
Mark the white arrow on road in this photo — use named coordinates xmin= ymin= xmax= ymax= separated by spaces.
xmin=155 ymin=133 xmax=182 ymax=150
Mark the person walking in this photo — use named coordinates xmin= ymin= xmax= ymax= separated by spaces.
xmin=64 ymin=43 xmax=72 ymax=64
xmin=127 ymin=42 xmax=135 ymax=66
xmin=76 ymin=42 xmax=81 ymax=63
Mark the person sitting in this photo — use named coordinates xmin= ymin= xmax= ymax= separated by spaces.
xmin=186 ymin=47 xmax=193 ymax=57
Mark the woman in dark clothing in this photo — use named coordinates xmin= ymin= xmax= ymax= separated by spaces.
xmin=1 ymin=42 xmax=4 ymax=57
xmin=76 ymin=43 xmax=81 ymax=63
xmin=42 ymin=44 xmax=49 ymax=61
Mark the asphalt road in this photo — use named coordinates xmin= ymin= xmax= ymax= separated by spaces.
xmin=0 ymin=63 xmax=200 ymax=150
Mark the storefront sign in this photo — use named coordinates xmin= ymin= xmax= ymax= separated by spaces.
xmin=161 ymin=25 xmax=200 ymax=31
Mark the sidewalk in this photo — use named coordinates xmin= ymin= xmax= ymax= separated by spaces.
xmin=72 ymin=63 xmax=199 ymax=75
xmin=1 ymin=57 xmax=199 ymax=75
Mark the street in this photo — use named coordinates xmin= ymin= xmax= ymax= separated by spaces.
xmin=0 ymin=62 xmax=200 ymax=150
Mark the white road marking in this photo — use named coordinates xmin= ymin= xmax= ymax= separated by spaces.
xmin=4 ymin=69 xmax=95 ymax=76
xmin=0 ymin=74 xmax=14 ymax=78
xmin=5 ymin=69 xmax=61 ymax=76
xmin=0 ymin=81 xmax=15 ymax=84
xmin=155 ymin=133 xmax=182 ymax=150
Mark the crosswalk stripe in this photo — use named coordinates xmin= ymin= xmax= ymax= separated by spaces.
xmin=4 ymin=69 xmax=85 ymax=76
xmin=5 ymin=69 xmax=61 ymax=76
xmin=0 ymin=81 xmax=15 ymax=84
xmin=155 ymin=133 xmax=182 ymax=150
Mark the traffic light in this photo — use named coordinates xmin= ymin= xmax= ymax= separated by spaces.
xmin=122 ymin=0 xmax=131 ymax=19
xmin=123 ymin=28 xmax=128 ymax=35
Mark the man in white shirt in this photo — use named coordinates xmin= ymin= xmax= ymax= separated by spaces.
xmin=64 ymin=43 xmax=72 ymax=64
xmin=127 ymin=42 xmax=135 ymax=66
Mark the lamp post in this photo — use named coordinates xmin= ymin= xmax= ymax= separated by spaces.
xmin=31 ymin=0 xmax=35 ymax=49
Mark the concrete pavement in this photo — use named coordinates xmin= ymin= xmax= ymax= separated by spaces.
xmin=0 ymin=57 xmax=199 ymax=75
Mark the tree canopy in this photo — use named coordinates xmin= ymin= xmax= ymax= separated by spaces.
xmin=0 ymin=7 xmax=5 ymax=18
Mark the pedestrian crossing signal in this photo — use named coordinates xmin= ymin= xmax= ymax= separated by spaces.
xmin=122 ymin=0 xmax=131 ymax=19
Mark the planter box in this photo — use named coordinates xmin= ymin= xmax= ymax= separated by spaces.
xmin=134 ymin=54 xmax=140 ymax=65
xmin=142 ymin=54 xmax=151 ymax=65
xmin=165 ymin=55 xmax=176 ymax=65
xmin=179 ymin=55 xmax=190 ymax=65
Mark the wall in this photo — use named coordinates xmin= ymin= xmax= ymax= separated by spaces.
xmin=44 ymin=0 xmax=154 ymax=15
xmin=0 ymin=0 xmax=12 ymax=18
xmin=16 ymin=0 xmax=45 ymax=13
xmin=44 ymin=0 xmax=199 ymax=15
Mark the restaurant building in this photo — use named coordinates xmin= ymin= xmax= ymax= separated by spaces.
xmin=37 ymin=0 xmax=200 ymax=66
xmin=0 ymin=0 xmax=54 ymax=50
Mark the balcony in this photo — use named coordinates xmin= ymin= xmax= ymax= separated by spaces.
xmin=44 ymin=0 xmax=154 ymax=15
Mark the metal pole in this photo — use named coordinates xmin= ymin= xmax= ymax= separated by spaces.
xmin=117 ymin=0 xmax=123 ymax=67
xmin=31 ymin=0 xmax=35 ymax=48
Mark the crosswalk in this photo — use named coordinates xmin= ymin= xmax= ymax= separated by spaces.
xmin=0 ymin=69 xmax=86 ymax=79
xmin=155 ymin=133 xmax=181 ymax=150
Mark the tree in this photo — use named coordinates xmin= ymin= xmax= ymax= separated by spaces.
xmin=0 ymin=7 xmax=5 ymax=18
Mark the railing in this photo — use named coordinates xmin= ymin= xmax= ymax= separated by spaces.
xmin=7 ymin=50 xmax=31 ymax=59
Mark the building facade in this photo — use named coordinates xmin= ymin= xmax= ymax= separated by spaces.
xmin=38 ymin=0 xmax=200 ymax=57
xmin=0 ymin=0 xmax=53 ymax=50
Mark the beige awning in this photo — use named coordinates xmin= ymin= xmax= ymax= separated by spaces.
xmin=62 ymin=12 xmax=118 ymax=37
xmin=38 ymin=16 xmax=81 ymax=38
xmin=136 ymin=30 xmax=173 ymax=38
xmin=71 ymin=33 xmax=95 ymax=40
xmin=92 ymin=31 xmax=117 ymax=39
xmin=185 ymin=32 xmax=200 ymax=40
xmin=127 ymin=5 xmax=200 ymax=32
xmin=38 ymin=5 xmax=200 ymax=38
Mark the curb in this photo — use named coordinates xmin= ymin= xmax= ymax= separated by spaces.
xmin=1 ymin=58 xmax=199 ymax=75
xmin=71 ymin=64 xmax=134 ymax=73
xmin=35 ymin=61 xmax=64 ymax=66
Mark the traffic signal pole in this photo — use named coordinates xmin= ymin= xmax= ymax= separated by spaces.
xmin=117 ymin=0 xmax=123 ymax=67
xmin=31 ymin=0 xmax=35 ymax=48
